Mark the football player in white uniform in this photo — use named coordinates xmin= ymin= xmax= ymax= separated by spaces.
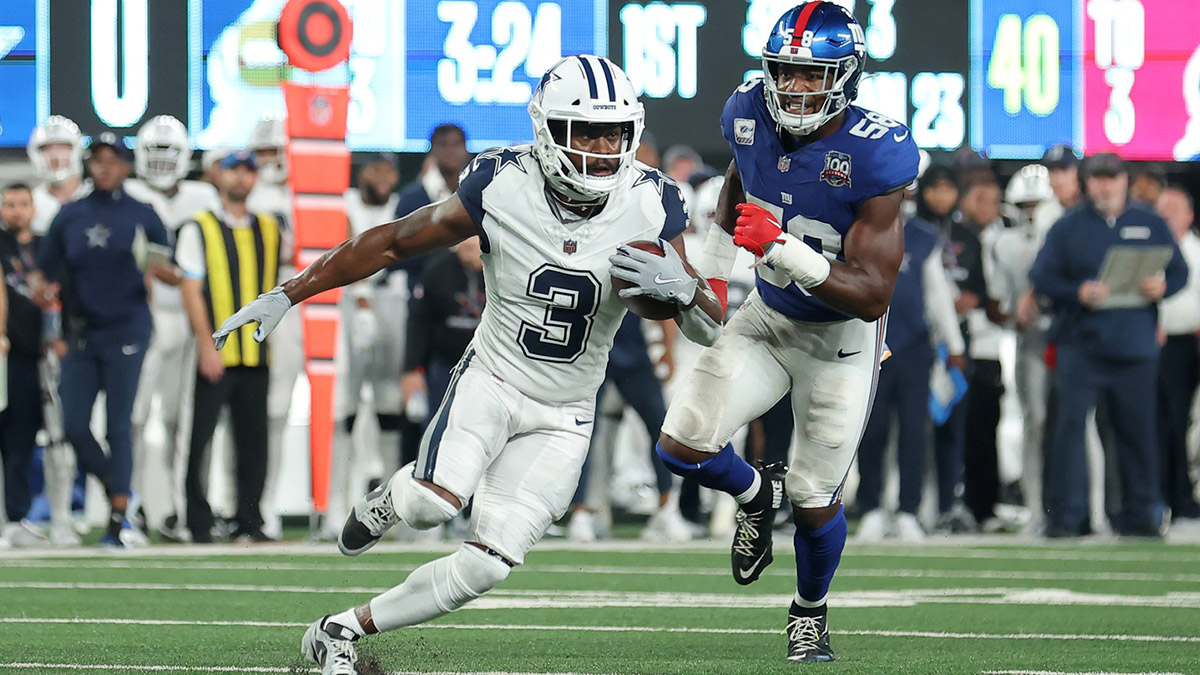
xmin=245 ymin=115 xmax=301 ymax=540
xmin=125 ymin=115 xmax=221 ymax=540
xmin=323 ymin=155 xmax=403 ymax=539
xmin=27 ymin=116 xmax=89 ymax=546
xmin=212 ymin=55 xmax=723 ymax=674
xmin=27 ymin=116 xmax=89 ymax=237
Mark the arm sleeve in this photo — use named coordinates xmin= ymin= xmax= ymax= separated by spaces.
xmin=923 ymin=247 xmax=966 ymax=355
xmin=1029 ymin=222 xmax=1082 ymax=306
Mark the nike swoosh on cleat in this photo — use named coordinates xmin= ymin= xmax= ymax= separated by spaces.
xmin=654 ymin=273 xmax=684 ymax=284
xmin=736 ymin=554 xmax=769 ymax=581
xmin=837 ymin=349 xmax=861 ymax=358
xmin=574 ymin=417 xmax=591 ymax=426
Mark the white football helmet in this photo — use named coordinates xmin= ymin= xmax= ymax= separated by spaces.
xmin=135 ymin=115 xmax=192 ymax=190
xmin=529 ymin=55 xmax=644 ymax=204
xmin=1005 ymin=163 xmax=1053 ymax=207
xmin=27 ymin=115 xmax=84 ymax=184
xmin=247 ymin=115 xmax=288 ymax=184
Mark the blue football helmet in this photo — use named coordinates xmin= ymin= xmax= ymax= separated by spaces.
xmin=761 ymin=2 xmax=866 ymax=136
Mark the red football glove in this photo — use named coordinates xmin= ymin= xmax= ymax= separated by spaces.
xmin=733 ymin=203 xmax=786 ymax=258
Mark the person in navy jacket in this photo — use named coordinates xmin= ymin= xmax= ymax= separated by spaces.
xmin=1030 ymin=152 xmax=1187 ymax=538
xmin=34 ymin=133 xmax=179 ymax=547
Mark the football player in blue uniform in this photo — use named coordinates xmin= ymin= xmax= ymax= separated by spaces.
xmin=656 ymin=2 xmax=919 ymax=662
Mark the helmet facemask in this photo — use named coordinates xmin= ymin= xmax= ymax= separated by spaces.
xmin=763 ymin=54 xmax=858 ymax=137
xmin=137 ymin=142 xmax=190 ymax=191
xmin=531 ymin=108 xmax=642 ymax=205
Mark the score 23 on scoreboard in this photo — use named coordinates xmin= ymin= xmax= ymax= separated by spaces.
xmin=972 ymin=0 xmax=1200 ymax=161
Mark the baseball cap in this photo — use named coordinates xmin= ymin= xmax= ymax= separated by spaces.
xmin=1082 ymin=152 xmax=1127 ymax=179
xmin=85 ymin=132 xmax=133 ymax=163
xmin=220 ymin=151 xmax=258 ymax=171
xmin=1041 ymin=144 xmax=1080 ymax=169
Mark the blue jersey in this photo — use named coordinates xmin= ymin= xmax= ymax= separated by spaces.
xmin=721 ymin=78 xmax=919 ymax=322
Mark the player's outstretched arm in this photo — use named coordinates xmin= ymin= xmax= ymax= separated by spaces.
xmin=213 ymin=197 xmax=476 ymax=348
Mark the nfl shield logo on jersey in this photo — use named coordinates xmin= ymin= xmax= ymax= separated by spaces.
xmin=820 ymin=150 xmax=852 ymax=188
xmin=563 ymin=239 xmax=578 ymax=254
xmin=734 ymin=118 xmax=756 ymax=145
xmin=777 ymin=156 xmax=791 ymax=172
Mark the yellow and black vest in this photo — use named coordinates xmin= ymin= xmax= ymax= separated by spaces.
xmin=195 ymin=210 xmax=280 ymax=368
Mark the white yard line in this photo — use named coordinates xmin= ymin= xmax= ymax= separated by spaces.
xmin=1 ymin=539 xmax=1198 ymax=562
xmin=4 ymin=618 xmax=1200 ymax=644
xmin=5 ymin=582 xmax=1200 ymax=609
xmin=0 ymin=666 xmax=633 ymax=675
xmin=983 ymin=671 xmax=1185 ymax=675
xmin=5 ymin=559 xmax=1200 ymax=584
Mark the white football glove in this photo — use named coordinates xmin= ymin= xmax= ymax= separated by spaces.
xmin=607 ymin=239 xmax=698 ymax=306
xmin=212 ymin=287 xmax=292 ymax=349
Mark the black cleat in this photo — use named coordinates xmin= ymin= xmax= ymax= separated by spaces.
xmin=731 ymin=462 xmax=786 ymax=585
xmin=338 ymin=472 xmax=401 ymax=557
xmin=786 ymin=604 xmax=835 ymax=663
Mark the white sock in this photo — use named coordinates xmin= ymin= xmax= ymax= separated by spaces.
xmin=734 ymin=471 xmax=763 ymax=505
xmin=793 ymin=592 xmax=827 ymax=609
xmin=328 ymin=607 xmax=365 ymax=637
xmin=368 ymin=544 xmax=511 ymax=633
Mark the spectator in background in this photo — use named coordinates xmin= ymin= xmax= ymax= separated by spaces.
xmin=856 ymin=212 xmax=965 ymax=541
xmin=636 ymin=131 xmax=661 ymax=168
xmin=0 ymin=183 xmax=45 ymax=547
xmin=175 ymin=152 xmax=281 ymax=544
xmin=201 ymin=147 xmax=232 ymax=187
xmin=915 ymin=164 xmax=959 ymax=231
xmin=1037 ymin=145 xmax=1082 ymax=234
xmin=1131 ymin=164 xmax=1167 ymax=207
xmin=323 ymin=154 xmax=404 ymax=540
xmin=960 ymin=179 xmax=1009 ymax=530
xmin=1154 ymin=185 xmax=1200 ymax=533
xmin=34 ymin=133 xmax=178 ymax=548
xmin=402 ymin=237 xmax=486 ymax=432
xmin=662 ymin=144 xmax=703 ymax=205
xmin=992 ymin=164 xmax=1058 ymax=534
xmin=1031 ymin=153 xmax=1187 ymax=538
xmin=397 ymin=124 xmax=471 ymax=219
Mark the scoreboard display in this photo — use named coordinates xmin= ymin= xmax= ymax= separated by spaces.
xmin=0 ymin=0 xmax=1196 ymax=161
xmin=972 ymin=0 xmax=1200 ymax=160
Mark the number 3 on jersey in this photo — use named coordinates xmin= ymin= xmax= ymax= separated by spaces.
xmin=518 ymin=265 xmax=602 ymax=363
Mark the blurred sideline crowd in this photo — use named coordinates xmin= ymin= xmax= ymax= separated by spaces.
xmin=1 ymin=112 xmax=1198 ymax=549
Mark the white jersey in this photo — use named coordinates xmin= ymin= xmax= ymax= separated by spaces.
xmin=344 ymin=188 xmax=398 ymax=237
xmin=31 ymin=181 xmax=90 ymax=236
xmin=248 ymin=181 xmax=295 ymax=277
xmin=457 ymin=146 xmax=688 ymax=403
xmin=125 ymin=178 xmax=221 ymax=311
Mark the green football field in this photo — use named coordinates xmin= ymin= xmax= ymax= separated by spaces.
xmin=2 ymin=537 xmax=1199 ymax=674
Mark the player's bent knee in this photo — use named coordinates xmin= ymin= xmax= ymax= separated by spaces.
xmin=392 ymin=477 xmax=460 ymax=530
xmin=451 ymin=543 xmax=513 ymax=601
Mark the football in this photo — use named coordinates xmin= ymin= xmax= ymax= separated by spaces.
xmin=611 ymin=240 xmax=681 ymax=321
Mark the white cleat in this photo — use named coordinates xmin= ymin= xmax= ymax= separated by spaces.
xmin=641 ymin=506 xmax=694 ymax=543
xmin=338 ymin=472 xmax=401 ymax=556
xmin=301 ymin=616 xmax=359 ymax=675
xmin=894 ymin=512 xmax=926 ymax=542
xmin=4 ymin=520 xmax=49 ymax=548
xmin=568 ymin=509 xmax=597 ymax=543
xmin=48 ymin=523 xmax=82 ymax=548
xmin=855 ymin=509 xmax=891 ymax=541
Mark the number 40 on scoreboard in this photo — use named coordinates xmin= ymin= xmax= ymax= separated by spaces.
xmin=971 ymin=0 xmax=1200 ymax=161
